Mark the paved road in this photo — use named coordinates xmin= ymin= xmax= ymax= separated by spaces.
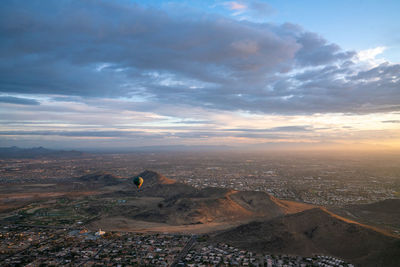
xmin=170 ymin=235 xmax=197 ymax=267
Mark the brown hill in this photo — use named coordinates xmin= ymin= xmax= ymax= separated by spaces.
xmin=331 ymin=199 xmax=400 ymax=236
xmin=131 ymin=172 xmax=314 ymax=225
xmin=78 ymin=171 xmax=121 ymax=186
xmin=86 ymin=170 xmax=314 ymax=228
xmin=133 ymin=170 xmax=198 ymax=199
xmin=229 ymin=191 xmax=314 ymax=216
xmin=99 ymin=170 xmax=312 ymax=222
xmin=135 ymin=170 xmax=176 ymax=186
xmin=80 ymin=170 xmax=399 ymax=265
xmin=143 ymin=190 xmax=257 ymax=225
xmin=213 ymin=207 xmax=400 ymax=267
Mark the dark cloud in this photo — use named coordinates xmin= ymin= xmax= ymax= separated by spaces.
xmin=295 ymin=32 xmax=356 ymax=66
xmin=0 ymin=125 xmax=316 ymax=141
xmin=174 ymin=120 xmax=213 ymax=124
xmin=382 ymin=120 xmax=400 ymax=123
xmin=152 ymin=130 xmax=310 ymax=140
xmin=0 ymin=96 xmax=40 ymax=105
xmin=223 ymin=125 xmax=312 ymax=132
xmin=0 ymin=0 xmax=398 ymax=115
xmin=0 ymin=0 xmax=298 ymax=93
xmin=0 ymin=130 xmax=159 ymax=138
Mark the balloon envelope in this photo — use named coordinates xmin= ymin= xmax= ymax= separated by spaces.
xmin=133 ymin=176 xmax=144 ymax=189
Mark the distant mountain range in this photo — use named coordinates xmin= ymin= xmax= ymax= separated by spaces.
xmin=0 ymin=146 xmax=84 ymax=158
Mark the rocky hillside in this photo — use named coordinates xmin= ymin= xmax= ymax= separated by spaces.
xmin=213 ymin=208 xmax=400 ymax=267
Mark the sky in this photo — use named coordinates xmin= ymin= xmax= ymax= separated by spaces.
xmin=1 ymin=0 xmax=400 ymax=151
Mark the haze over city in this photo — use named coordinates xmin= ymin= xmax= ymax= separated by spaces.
xmin=1 ymin=0 xmax=400 ymax=151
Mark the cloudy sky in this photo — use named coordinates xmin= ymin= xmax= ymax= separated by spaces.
xmin=1 ymin=0 xmax=400 ymax=150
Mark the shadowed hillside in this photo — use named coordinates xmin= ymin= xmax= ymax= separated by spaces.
xmin=78 ymin=171 xmax=122 ymax=186
xmin=213 ymin=208 xmax=400 ymax=267
xmin=74 ymin=170 xmax=400 ymax=266
xmin=331 ymin=199 xmax=400 ymax=236
xmin=122 ymin=170 xmax=314 ymax=225
xmin=134 ymin=170 xmax=176 ymax=186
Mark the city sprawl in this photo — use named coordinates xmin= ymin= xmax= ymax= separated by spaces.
xmin=1 ymin=152 xmax=399 ymax=206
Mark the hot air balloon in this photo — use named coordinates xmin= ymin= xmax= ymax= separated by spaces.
xmin=133 ymin=176 xmax=144 ymax=189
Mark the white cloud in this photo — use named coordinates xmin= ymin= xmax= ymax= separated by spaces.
xmin=356 ymin=46 xmax=387 ymax=67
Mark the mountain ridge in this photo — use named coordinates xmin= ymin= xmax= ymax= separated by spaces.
xmin=213 ymin=207 xmax=400 ymax=266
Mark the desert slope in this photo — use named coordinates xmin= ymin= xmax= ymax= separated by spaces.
xmin=330 ymin=199 xmax=400 ymax=236
xmin=69 ymin=170 xmax=400 ymax=266
xmin=78 ymin=171 xmax=122 ymax=186
xmin=213 ymin=207 xmax=400 ymax=267
xmin=133 ymin=170 xmax=176 ymax=186
xmin=128 ymin=171 xmax=314 ymax=225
